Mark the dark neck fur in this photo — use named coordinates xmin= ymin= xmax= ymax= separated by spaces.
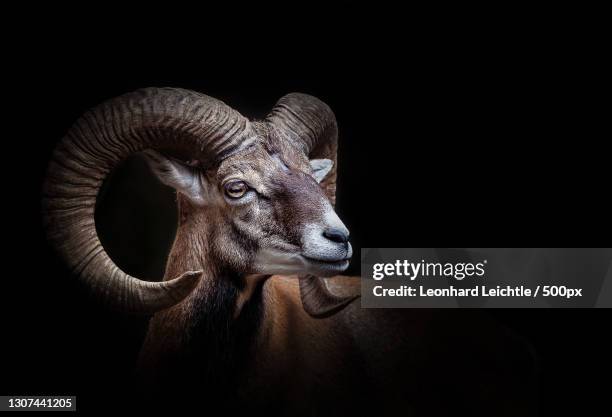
xmin=140 ymin=205 xmax=265 ymax=396
xmin=182 ymin=267 xmax=263 ymax=379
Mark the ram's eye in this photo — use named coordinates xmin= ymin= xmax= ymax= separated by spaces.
xmin=224 ymin=180 xmax=248 ymax=199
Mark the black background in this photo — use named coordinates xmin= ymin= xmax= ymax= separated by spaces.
xmin=2 ymin=5 xmax=609 ymax=416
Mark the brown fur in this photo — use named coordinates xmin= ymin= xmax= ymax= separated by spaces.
xmin=136 ymin=196 xmax=536 ymax=416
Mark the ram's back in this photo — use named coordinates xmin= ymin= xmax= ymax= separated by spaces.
xmin=260 ymin=275 xmax=537 ymax=416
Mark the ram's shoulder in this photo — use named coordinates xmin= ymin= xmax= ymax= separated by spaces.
xmin=263 ymin=274 xmax=360 ymax=332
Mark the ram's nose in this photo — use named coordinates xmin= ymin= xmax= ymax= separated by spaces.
xmin=323 ymin=227 xmax=349 ymax=245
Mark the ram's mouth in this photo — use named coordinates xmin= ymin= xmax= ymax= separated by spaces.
xmin=302 ymin=255 xmax=351 ymax=273
xmin=303 ymin=255 xmax=351 ymax=265
xmin=251 ymin=247 xmax=351 ymax=277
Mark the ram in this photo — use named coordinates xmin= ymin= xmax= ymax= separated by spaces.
xmin=43 ymin=88 xmax=535 ymax=416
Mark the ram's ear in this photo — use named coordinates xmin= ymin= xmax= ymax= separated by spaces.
xmin=310 ymin=159 xmax=334 ymax=183
xmin=142 ymin=150 xmax=209 ymax=206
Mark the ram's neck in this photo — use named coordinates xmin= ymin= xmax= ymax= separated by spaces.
xmin=138 ymin=211 xmax=265 ymax=390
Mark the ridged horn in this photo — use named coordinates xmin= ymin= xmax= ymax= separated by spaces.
xmin=299 ymin=275 xmax=359 ymax=319
xmin=266 ymin=93 xmax=339 ymax=204
xmin=267 ymin=94 xmax=358 ymax=318
xmin=42 ymin=87 xmax=251 ymax=314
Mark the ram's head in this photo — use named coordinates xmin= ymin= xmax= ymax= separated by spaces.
xmin=43 ymin=88 xmax=356 ymax=317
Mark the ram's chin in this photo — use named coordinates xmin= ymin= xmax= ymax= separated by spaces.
xmin=253 ymin=248 xmax=350 ymax=277
xmin=300 ymin=257 xmax=350 ymax=277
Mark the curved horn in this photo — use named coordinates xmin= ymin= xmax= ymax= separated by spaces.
xmin=266 ymin=94 xmax=358 ymax=318
xmin=43 ymin=87 xmax=250 ymax=314
xmin=265 ymin=93 xmax=339 ymax=204
xmin=299 ymin=275 xmax=359 ymax=319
